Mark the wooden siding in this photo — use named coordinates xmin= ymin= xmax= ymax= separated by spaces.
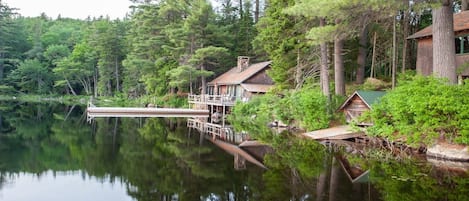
xmin=457 ymin=54 xmax=469 ymax=75
xmin=244 ymin=69 xmax=274 ymax=85
xmin=342 ymin=96 xmax=370 ymax=125
xmin=416 ymin=38 xmax=433 ymax=76
xmin=416 ymin=38 xmax=469 ymax=76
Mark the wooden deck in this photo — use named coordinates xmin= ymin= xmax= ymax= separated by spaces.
xmin=87 ymin=107 xmax=209 ymax=118
xmin=302 ymin=125 xmax=364 ymax=140
xmin=188 ymin=94 xmax=236 ymax=106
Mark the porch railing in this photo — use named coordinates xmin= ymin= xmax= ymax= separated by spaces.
xmin=188 ymin=94 xmax=237 ymax=106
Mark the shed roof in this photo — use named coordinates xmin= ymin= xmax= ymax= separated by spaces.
xmin=240 ymin=84 xmax=272 ymax=93
xmin=208 ymin=61 xmax=272 ymax=85
xmin=338 ymin=90 xmax=386 ymax=111
xmin=408 ymin=10 xmax=469 ymax=39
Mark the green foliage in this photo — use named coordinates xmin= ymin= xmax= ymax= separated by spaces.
xmin=253 ymin=0 xmax=312 ymax=89
xmin=365 ymin=76 xmax=469 ymax=146
xmin=289 ymin=87 xmax=330 ymax=130
xmin=229 ymin=87 xmax=331 ymax=142
xmin=44 ymin=44 xmax=70 ymax=65
xmin=8 ymin=59 xmax=53 ymax=94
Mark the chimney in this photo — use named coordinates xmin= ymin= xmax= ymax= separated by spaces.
xmin=237 ymin=56 xmax=250 ymax=72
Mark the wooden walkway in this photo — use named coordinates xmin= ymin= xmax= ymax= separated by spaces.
xmin=87 ymin=107 xmax=209 ymax=119
xmin=302 ymin=125 xmax=364 ymax=140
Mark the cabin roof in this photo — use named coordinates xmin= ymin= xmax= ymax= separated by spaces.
xmin=208 ymin=61 xmax=272 ymax=86
xmin=338 ymin=90 xmax=386 ymax=111
xmin=408 ymin=10 xmax=469 ymax=39
xmin=240 ymin=84 xmax=272 ymax=93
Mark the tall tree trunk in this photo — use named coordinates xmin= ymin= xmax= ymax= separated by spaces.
xmin=0 ymin=52 xmax=4 ymax=81
xmin=115 ymin=57 xmax=120 ymax=92
xmin=94 ymin=67 xmax=98 ymax=97
xmin=254 ymin=0 xmax=260 ymax=23
xmin=402 ymin=13 xmax=409 ymax=73
xmin=320 ymin=18 xmax=330 ymax=96
xmin=356 ymin=26 xmax=367 ymax=84
xmin=320 ymin=18 xmax=331 ymax=114
xmin=295 ymin=45 xmax=302 ymax=90
xmin=201 ymin=65 xmax=206 ymax=95
xmin=239 ymin=0 xmax=243 ymax=19
xmin=334 ymin=29 xmax=345 ymax=95
xmin=66 ymin=79 xmax=77 ymax=96
xmin=432 ymin=0 xmax=457 ymax=84
xmin=462 ymin=0 xmax=468 ymax=11
xmin=370 ymin=32 xmax=377 ymax=78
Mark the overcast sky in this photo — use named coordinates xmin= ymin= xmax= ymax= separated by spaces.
xmin=3 ymin=0 xmax=133 ymax=19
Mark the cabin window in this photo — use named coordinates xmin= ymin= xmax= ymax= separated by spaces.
xmin=455 ymin=35 xmax=469 ymax=54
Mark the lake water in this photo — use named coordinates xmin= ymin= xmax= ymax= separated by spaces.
xmin=0 ymin=102 xmax=467 ymax=201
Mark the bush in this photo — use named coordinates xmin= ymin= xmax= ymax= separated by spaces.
xmin=365 ymin=76 xmax=469 ymax=146
xmin=289 ymin=87 xmax=330 ymax=131
xmin=228 ymin=87 xmax=332 ymax=142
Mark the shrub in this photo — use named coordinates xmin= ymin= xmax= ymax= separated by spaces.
xmin=365 ymin=76 xmax=469 ymax=146
xmin=228 ymin=87 xmax=332 ymax=142
xmin=289 ymin=87 xmax=330 ymax=131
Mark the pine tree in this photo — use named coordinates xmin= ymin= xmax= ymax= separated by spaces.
xmin=432 ymin=0 xmax=457 ymax=84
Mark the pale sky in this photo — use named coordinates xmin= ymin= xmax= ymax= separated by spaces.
xmin=3 ymin=0 xmax=133 ymax=19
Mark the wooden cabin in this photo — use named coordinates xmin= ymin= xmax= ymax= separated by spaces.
xmin=407 ymin=10 xmax=469 ymax=78
xmin=207 ymin=56 xmax=274 ymax=101
xmin=338 ymin=90 xmax=386 ymax=126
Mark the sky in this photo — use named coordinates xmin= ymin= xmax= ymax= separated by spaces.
xmin=3 ymin=0 xmax=133 ymax=19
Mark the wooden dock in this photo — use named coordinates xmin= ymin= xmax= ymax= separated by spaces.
xmin=302 ymin=125 xmax=364 ymax=140
xmin=87 ymin=107 xmax=209 ymax=118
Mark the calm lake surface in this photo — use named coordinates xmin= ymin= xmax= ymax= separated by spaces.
xmin=0 ymin=102 xmax=467 ymax=201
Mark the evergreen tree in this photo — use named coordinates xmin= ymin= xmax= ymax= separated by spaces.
xmin=253 ymin=0 xmax=315 ymax=90
xmin=88 ymin=18 xmax=127 ymax=96
xmin=0 ymin=2 xmax=30 ymax=83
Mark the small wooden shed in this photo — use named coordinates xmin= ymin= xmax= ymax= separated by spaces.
xmin=338 ymin=90 xmax=386 ymax=126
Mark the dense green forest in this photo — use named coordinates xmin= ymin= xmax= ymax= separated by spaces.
xmin=2 ymin=0 xmax=462 ymax=99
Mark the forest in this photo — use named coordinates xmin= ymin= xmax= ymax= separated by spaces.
xmin=1 ymin=0 xmax=464 ymax=99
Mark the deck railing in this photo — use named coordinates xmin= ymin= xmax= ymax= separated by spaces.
xmin=187 ymin=119 xmax=249 ymax=144
xmin=188 ymin=94 xmax=237 ymax=106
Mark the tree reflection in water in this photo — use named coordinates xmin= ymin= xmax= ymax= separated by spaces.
xmin=0 ymin=102 xmax=467 ymax=201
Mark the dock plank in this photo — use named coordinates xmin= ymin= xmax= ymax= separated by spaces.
xmin=87 ymin=107 xmax=209 ymax=118
xmin=302 ymin=125 xmax=364 ymax=140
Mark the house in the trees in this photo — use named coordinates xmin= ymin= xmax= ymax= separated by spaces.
xmin=207 ymin=56 xmax=273 ymax=101
xmin=408 ymin=10 xmax=469 ymax=78
xmin=187 ymin=57 xmax=274 ymax=140
xmin=338 ymin=90 xmax=386 ymax=126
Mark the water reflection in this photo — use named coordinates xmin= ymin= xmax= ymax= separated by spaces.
xmin=0 ymin=101 xmax=467 ymax=201
xmin=0 ymin=171 xmax=133 ymax=201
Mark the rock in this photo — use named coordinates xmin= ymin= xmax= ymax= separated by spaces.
xmin=426 ymin=143 xmax=469 ymax=162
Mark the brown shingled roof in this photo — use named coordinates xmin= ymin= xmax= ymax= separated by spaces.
xmin=208 ymin=61 xmax=272 ymax=85
xmin=408 ymin=10 xmax=469 ymax=39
